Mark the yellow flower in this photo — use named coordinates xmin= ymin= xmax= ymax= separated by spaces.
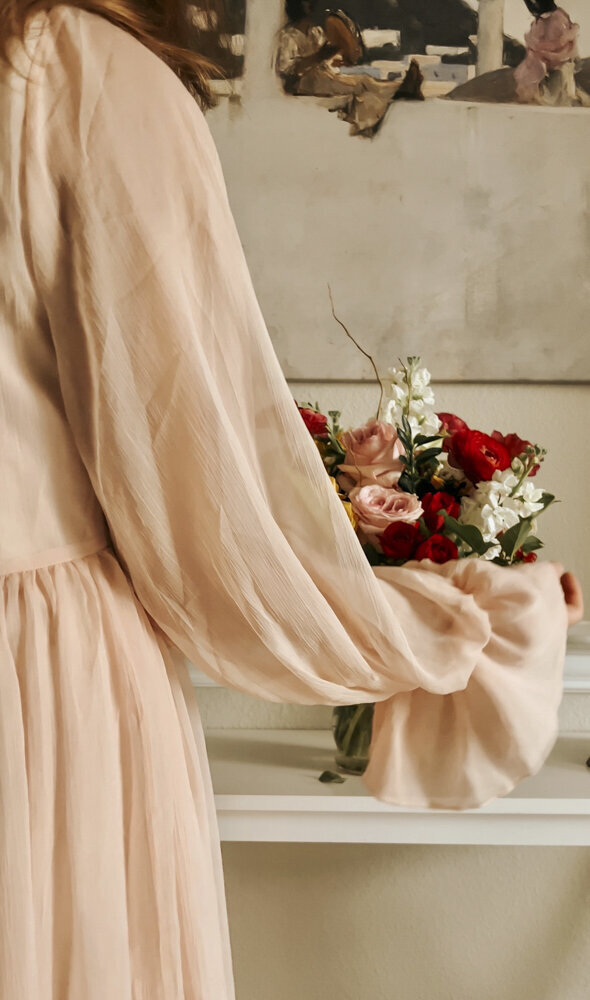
xmin=328 ymin=476 xmax=357 ymax=529
xmin=341 ymin=500 xmax=357 ymax=530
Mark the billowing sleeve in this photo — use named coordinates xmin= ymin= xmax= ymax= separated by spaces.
xmin=22 ymin=8 xmax=569 ymax=809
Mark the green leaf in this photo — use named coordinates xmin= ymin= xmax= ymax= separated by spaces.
xmin=414 ymin=434 xmax=441 ymax=446
xmin=415 ymin=447 xmax=443 ymax=464
xmin=318 ymin=770 xmax=346 ymax=784
xmin=499 ymin=518 xmax=533 ymax=559
xmin=521 ymin=535 xmax=544 ymax=554
xmin=442 ymin=514 xmax=496 ymax=555
xmin=397 ymin=471 xmax=415 ymax=494
xmin=539 ymin=492 xmax=556 ymax=510
xmin=362 ymin=544 xmax=385 ymax=566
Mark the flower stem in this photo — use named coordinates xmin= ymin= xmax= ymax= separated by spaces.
xmin=341 ymin=704 xmax=368 ymax=756
xmin=508 ymin=450 xmax=539 ymax=498
xmin=327 ymin=285 xmax=383 ymax=421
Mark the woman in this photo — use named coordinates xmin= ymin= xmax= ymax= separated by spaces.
xmin=0 ymin=2 xmax=583 ymax=998
xmin=275 ymin=0 xmax=363 ymax=91
xmin=275 ymin=0 xmax=400 ymax=134
xmin=515 ymin=2 xmax=590 ymax=105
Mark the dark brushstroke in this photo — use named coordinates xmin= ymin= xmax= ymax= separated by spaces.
xmin=523 ymin=0 xmax=558 ymax=17
xmin=184 ymin=0 xmax=246 ymax=78
xmin=311 ymin=0 xmax=524 ymax=67
xmin=446 ymin=55 xmax=590 ymax=104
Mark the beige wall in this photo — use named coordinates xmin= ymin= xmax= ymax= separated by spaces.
xmin=221 ymin=843 xmax=590 ymax=1000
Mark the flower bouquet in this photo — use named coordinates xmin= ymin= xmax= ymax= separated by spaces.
xmin=296 ymin=357 xmax=556 ymax=774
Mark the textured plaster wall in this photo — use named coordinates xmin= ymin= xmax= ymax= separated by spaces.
xmin=220 ymin=843 xmax=590 ymax=1000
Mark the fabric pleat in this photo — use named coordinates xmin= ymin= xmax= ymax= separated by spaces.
xmin=0 ymin=548 xmax=236 ymax=1000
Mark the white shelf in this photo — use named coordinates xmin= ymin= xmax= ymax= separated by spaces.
xmin=205 ymin=729 xmax=590 ymax=847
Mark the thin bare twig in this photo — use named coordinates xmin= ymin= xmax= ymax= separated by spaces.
xmin=327 ymin=284 xmax=384 ymax=422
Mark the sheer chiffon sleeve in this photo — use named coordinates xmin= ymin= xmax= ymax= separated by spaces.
xmin=22 ymin=7 xmax=568 ymax=808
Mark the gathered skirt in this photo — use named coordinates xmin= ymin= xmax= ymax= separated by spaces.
xmin=0 ymin=542 xmax=236 ymax=1000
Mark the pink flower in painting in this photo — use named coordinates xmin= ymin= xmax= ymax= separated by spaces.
xmin=349 ymin=485 xmax=423 ymax=548
xmin=338 ymin=419 xmax=405 ymax=490
xmin=515 ymin=8 xmax=579 ymax=102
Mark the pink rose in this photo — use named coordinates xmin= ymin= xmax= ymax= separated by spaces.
xmin=338 ymin=420 xmax=405 ymax=490
xmin=349 ymin=485 xmax=423 ymax=549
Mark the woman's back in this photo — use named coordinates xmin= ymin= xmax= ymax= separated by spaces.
xmin=0 ymin=26 xmax=107 ymax=562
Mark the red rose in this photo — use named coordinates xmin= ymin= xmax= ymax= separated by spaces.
xmin=515 ymin=548 xmax=538 ymax=564
xmin=437 ymin=412 xmax=469 ymax=452
xmin=448 ymin=429 xmax=511 ymax=483
xmin=420 ymin=491 xmax=461 ymax=532
xmin=415 ymin=534 xmax=459 ymax=564
xmin=297 ymin=406 xmax=329 ymax=440
xmin=491 ymin=430 xmax=539 ymax=477
xmin=380 ymin=521 xmax=421 ymax=561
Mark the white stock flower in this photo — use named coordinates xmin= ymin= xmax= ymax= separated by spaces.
xmin=516 ymin=480 xmax=545 ymax=512
xmin=459 ymin=464 xmax=545 ymax=547
xmin=408 ymin=365 xmax=431 ymax=393
xmin=380 ymin=361 xmax=441 ymax=436
xmin=461 ymin=497 xmax=519 ymax=542
xmin=488 ymin=468 xmax=519 ymax=495
xmin=418 ymin=410 xmax=442 ymax=436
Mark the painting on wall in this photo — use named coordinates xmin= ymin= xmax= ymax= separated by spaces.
xmin=272 ymin=1 xmax=590 ymax=136
xmin=185 ymin=1 xmax=247 ymax=81
xmin=201 ymin=0 xmax=590 ymax=382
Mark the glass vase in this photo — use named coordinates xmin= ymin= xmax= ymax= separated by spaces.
xmin=331 ymin=703 xmax=374 ymax=775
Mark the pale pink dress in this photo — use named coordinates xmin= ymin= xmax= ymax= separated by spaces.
xmin=0 ymin=7 xmax=569 ymax=999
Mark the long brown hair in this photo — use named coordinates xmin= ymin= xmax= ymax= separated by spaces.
xmin=0 ymin=0 xmax=227 ymax=109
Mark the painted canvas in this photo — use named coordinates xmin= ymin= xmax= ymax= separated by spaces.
xmin=186 ymin=1 xmax=246 ymax=80
xmin=201 ymin=0 xmax=590 ymax=381
xmin=272 ymin=1 xmax=590 ymax=135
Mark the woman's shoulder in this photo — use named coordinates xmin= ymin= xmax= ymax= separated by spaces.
xmin=23 ymin=4 xmax=189 ymax=101
xmin=27 ymin=4 xmax=145 ymax=51
xmin=21 ymin=3 xmax=211 ymax=144
xmin=19 ymin=4 xmax=222 ymax=198
xmin=23 ymin=4 xmax=128 ymax=59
